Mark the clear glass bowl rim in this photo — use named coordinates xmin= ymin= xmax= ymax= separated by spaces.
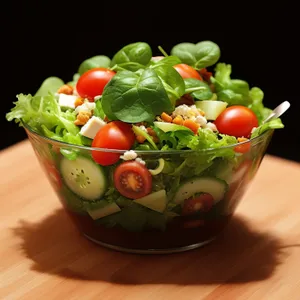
xmin=23 ymin=120 xmax=273 ymax=155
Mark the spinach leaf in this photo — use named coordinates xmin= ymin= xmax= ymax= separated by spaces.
xmin=171 ymin=41 xmax=220 ymax=69
xmin=101 ymin=69 xmax=172 ymax=123
xmin=110 ymin=42 xmax=152 ymax=71
xmin=78 ymin=55 xmax=111 ymax=75
xmin=149 ymin=55 xmax=181 ymax=68
xmin=153 ymin=64 xmax=185 ymax=105
xmin=184 ymin=78 xmax=213 ymax=100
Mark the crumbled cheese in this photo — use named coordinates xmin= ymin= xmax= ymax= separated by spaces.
xmin=172 ymin=104 xmax=206 ymax=120
xmin=135 ymin=157 xmax=146 ymax=165
xmin=75 ymin=101 xmax=96 ymax=114
xmin=120 ymin=150 xmax=138 ymax=161
xmin=139 ymin=125 xmax=147 ymax=132
xmin=80 ymin=116 xmax=106 ymax=139
xmin=205 ymin=122 xmax=218 ymax=132
xmin=194 ymin=115 xmax=207 ymax=127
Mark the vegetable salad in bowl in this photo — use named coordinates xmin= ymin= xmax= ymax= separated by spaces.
xmin=6 ymin=41 xmax=285 ymax=253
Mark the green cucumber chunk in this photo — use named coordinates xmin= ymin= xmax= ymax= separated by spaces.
xmin=60 ymin=156 xmax=107 ymax=200
xmin=173 ymin=177 xmax=227 ymax=204
xmin=195 ymin=100 xmax=227 ymax=120
xmin=133 ymin=189 xmax=167 ymax=213
xmin=87 ymin=203 xmax=121 ymax=220
xmin=153 ymin=121 xmax=192 ymax=133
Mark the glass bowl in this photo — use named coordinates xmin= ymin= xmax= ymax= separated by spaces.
xmin=24 ymin=123 xmax=273 ymax=254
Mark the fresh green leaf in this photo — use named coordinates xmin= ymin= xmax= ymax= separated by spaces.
xmin=35 ymin=77 xmax=64 ymax=97
xmin=251 ymin=118 xmax=284 ymax=138
xmin=78 ymin=55 xmax=111 ymax=75
xmin=110 ymin=42 xmax=152 ymax=71
xmin=94 ymin=97 xmax=105 ymax=119
xmin=184 ymin=78 xmax=213 ymax=100
xmin=101 ymin=69 xmax=172 ymax=123
xmin=171 ymin=41 xmax=221 ymax=69
xmin=6 ymin=93 xmax=84 ymax=147
xmin=149 ymin=55 xmax=181 ymax=68
xmin=132 ymin=125 xmax=158 ymax=150
xmin=212 ymin=63 xmax=251 ymax=105
xmin=153 ymin=65 xmax=185 ymax=105
xmin=248 ymin=87 xmax=272 ymax=124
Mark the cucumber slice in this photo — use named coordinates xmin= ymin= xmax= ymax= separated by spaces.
xmin=173 ymin=177 xmax=227 ymax=204
xmin=60 ymin=156 xmax=107 ymax=200
xmin=87 ymin=203 xmax=121 ymax=220
xmin=154 ymin=121 xmax=192 ymax=133
xmin=133 ymin=189 xmax=167 ymax=213
xmin=195 ymin=100 xmax=228 ymax=120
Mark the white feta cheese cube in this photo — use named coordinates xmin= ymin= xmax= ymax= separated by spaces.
xmin=58 ymin=94 xmax=78 ymax=109
xmin=80 ymin=116 xmax=106 ymax=139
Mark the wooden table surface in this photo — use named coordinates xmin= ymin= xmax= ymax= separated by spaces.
xmin=1 ymin=140 xmax=300 ymax=300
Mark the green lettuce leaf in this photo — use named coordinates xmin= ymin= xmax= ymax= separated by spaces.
xmin=6 ymin=93 xmax=84 ymax=146
xmin=251 ymin=118 xmax=284 ymax=138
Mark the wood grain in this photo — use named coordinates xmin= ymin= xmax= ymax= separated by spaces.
xmin=1 ymin=139 xmax=300 ymax=300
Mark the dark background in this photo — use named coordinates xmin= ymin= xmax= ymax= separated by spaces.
xmin=2 ymin=3 xmax=299 ymax=162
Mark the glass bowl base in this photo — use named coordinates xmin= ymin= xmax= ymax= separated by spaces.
xmin=83 ymin=233 xmax=216 ymax=254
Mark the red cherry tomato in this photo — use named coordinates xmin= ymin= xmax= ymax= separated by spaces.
xmin=76 ymin=67 xmax=116 ymax=101
xmin=182 ymin=193 xmax=214 ymax=216
xmin=214 ymin=105 xmax=259 ymax=138
xmin=92 ymin=121 xmax=135 ymax=166
xmin=114 ymin=161 xmax=152 ymax=199
xmin=173 ymin=64 xmax=203 ymax=80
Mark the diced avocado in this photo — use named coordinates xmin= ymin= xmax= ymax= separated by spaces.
xmin=154 ymin=121 xmax=192 ymax=133
xmin=195 ymin=100 xmax=227 ymax=120
xmin=87 ymin=202 xmax=121 ymax=220
xmin=133 ymin=190 xmax=167 ymax=213
xmin=173 ymin=177 xmax=227 ymax=204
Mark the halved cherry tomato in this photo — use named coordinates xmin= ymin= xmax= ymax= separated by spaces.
xmin=92 ymin=121 xmax=135 ymax=166
xmin=214 ymin=105 xmax=259 ymax=138
xmin=182 ymin=193 xmax=214 ymax=216
xmin=173 ymin=64 xmax=203 ymax=80
xmin=76 ymin=67 xmax=116 ymax=101
xmin=114 ymin=161 xmax=152 ymax=199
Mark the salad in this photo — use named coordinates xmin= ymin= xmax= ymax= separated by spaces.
xmin=6 ymin=41 xmax=285 ymax=252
